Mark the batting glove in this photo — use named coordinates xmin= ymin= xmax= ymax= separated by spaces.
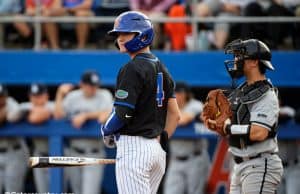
xmin=101 ymin=124 xmax=116 ymax=148
xmin=103 ymin=135 xmax=117 ymax=148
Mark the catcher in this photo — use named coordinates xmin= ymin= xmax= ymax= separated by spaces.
xmin=202 ymin=39 xmax=283 ymax=194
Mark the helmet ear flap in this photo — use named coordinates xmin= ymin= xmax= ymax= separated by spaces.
xmin=140 ymin=28 xmax=154 ymax=45
xmin=124 ymin=28 xmax=154 ymax=52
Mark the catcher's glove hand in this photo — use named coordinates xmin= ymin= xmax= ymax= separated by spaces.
xmin=201 ymin=89 xmax=232 ymax=136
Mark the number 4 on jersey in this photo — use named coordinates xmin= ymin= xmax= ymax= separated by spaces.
xmin=156 ymin=72 xmax=165 ymax=107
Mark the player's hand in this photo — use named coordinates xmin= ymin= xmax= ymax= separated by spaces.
xmin=206 ymin=118 xmax=231 ymax=136
xmin=71 ymin=113 xmax=87 ymax=129
xmin=28 ymin=107 xmax=52 ymax=124
xmin=100 ymin=125 xmax=117 ymax=148
xmin=98 ymin=111 xmax=111 ymax=123
xmin=103 ymin=135 xmax=116 ymax=148
xmin=57 ymin=84 xmax=74 ymax=98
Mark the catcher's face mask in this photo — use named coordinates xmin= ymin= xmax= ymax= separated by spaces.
xmin=224 ymin=39 xmax=248 ymax=79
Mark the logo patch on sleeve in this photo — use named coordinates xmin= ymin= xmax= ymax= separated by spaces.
xmin=115 ymin=89 xmax=128 ymax=99
xmin=257 ymin=113 xmax=267 ymax=118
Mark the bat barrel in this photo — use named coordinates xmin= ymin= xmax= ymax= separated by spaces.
xmin=29 ymin=156 xmax=116 ymax=168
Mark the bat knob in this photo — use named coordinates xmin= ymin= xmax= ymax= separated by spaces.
xmin=29 ymin=157 xmax=39 ymax=168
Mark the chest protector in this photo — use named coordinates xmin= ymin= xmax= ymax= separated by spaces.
xmin=227 ymin=80 xmax=278 ymax=148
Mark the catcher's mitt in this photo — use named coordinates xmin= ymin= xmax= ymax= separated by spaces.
xmin=202 ymin=89 xmax=232 ymax=136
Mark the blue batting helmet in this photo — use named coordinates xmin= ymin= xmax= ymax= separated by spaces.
xmin=107 ymin=11 xmax=154 ymax=52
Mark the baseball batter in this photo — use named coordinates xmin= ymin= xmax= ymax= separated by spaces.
xmin=204 ymin=39 xmax=283 ymax=194
xmin=101 ymin=11 xmax=180 ymax=194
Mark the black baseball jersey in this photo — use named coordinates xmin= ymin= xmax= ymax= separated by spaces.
xmin=114 ymin=53 xmax=175 ymax=138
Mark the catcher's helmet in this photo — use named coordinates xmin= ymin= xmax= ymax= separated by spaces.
xmin=224 ymin=39 xmax=274 ymax=78
xmin=107 ymin=11 xmax=154 ymax=53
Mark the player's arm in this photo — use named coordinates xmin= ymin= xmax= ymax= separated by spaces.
xmin=100 ymin=108 xmax=124 ymax=148
xmin=6 ymin=98 xmax=22 ymax=122
xmin=53 ymin=84 xmax=73 ymax=119
xmin=164 ymin=97 xmax=181 ymax=138
xmin=101 ymin=105 xmax=134 ymax=136
xmin=101 ymin=105 xmax=134 ymax=148
xmin=178 ymin=111 xmax=195 ymax=126
xmin=225 ymin=90 xmax=279 ymax=141
xmin=78 ymin=110 xmax=111 ymax=121
xmin=98 ymin=110 xmax=112 ymax=123
xmin=28 ymin=107 xmax=52 ymax=124
xmin=249 ymin=91 xmax=279 ymax=141
xmin=249 ymin=124 xmax=269 ymax=141
xmin=54 ymin=93 xmax=66 ymax=119
xmin=180 ymin=100 xmax=203 ymax=125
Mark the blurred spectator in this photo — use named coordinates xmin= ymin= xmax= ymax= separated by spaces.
xmin=241 ymin=0 xmax=300 ymax=49
xmin=20 ymin=83 xmax=54 ymax=193
xmin=0 ymin=0 xmax=21 ymax=14
xmin=45 ymin=0 xmax=94 ymax=49
xmin=194 ymin=0 xmax=254 ymax=50
xmin=21 ymin=0 xmax=60 ymax=49
xmin=164 ymin=2 xmax=192 ymax=51
xmin=163 ymin=82 xmax=210 ymax=194
xmin=129 ymin=0 xmax=177 ymax=49
xmin=94 ymin=0 xmax=130 ymax=49
xmin=279 ymin=104 xmax=296 ymax=124
xmin=277 ymin=103 xmax=300 ymax=194
xmin=0 ymin=84 xmax=29 ymax=192
xmin=0 ymin=0 xmax=31 ymax=48
xmin=54 ymin=71 xmax=113 ymax=194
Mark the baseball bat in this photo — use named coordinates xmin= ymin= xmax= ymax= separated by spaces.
xmin=29 ymin=156 xmax=116 ymax=168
